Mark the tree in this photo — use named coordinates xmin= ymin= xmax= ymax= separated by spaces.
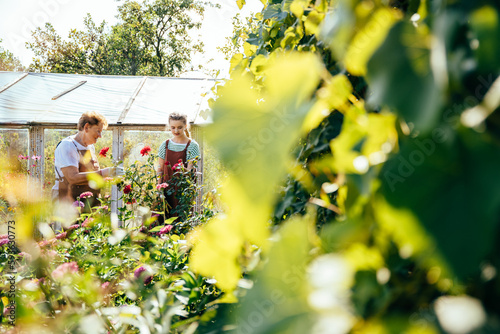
xmin=28 ymin=0 xmax=206 ymax=76
xmin=0 ymin=39 xmax=25 ymax=71
xmin=28 ymin=16 xmax=111 ymax=74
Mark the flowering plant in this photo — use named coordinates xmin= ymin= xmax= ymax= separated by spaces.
xmin=140 ymin=145 xmax=151 ymax=156
xmin=118 ymin=150 xmax=166 ymax=226
xmin=99 ymin=146 xmax=110 ymax=157
xmin=0 ymin=211 xmax=220 ymax=332
xmin=165 ymin=158 xmax=201 ymax=223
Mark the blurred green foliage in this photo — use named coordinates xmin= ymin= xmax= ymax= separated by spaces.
xmin=188 ymin=0 xmax=500 ymax=333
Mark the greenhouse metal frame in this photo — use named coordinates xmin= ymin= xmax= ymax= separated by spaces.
xmin=0 ymin=71 xmax=215 ymax=215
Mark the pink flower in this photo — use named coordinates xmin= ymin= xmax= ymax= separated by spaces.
xmin=72 ymin=200 xmax=84 ymax=208
xmin=29 ymin=278 xmax=40 ymax=287
xmin=18 ymin=252 xmax=32 ymax=262
xmin=52 ymin=262 xmax=79 ymax=280
xmin=0 ymin=239 xmax=9 ymax=246
xmin=0 ymin=234 xmax=7 ymax=239
xmin=156 ymin=183 xmax=168 ymax=190
xmin=134 ymin=266 xmax=152 ymax=285
xmin=31 ymin=155 xmax=41 ymax=161
xmin=140 ymin=146 xmax=151 ymax=156
xmin=82 ymin=217 xmax=94 ymax=228
xmin=123 ymin=184 xmax=132 ymax=194
xmin=79 ymin=191 xmax=93 ymax=199
xmin=55 ymin=232 xmax=67 ymax=240
xmin=44 ymin=250 xmax=58 ymax=259
xmin=101 ymin=282 xmax=110 ymax=290
xmin=38 ymin=239 xmax=55 ymax=247
xmin=99 ymin=147 xmax=110 ymax=157
xmin=158 ymin=225 xmax=173 ymax=235
xmin=134 ymin=266 xmax=146 ymax=279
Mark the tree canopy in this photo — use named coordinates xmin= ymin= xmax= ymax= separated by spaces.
xmin=0 ymin=39 xmax=24 ymax=71
xmin=27 ymin=0 xmax=206 ymax=76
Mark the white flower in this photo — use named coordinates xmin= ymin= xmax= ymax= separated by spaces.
xmin=434 ymin=295 xmax=486 ymax=334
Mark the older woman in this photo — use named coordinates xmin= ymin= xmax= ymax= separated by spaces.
xmin=52 ymin=111 xmax=123 ymax=205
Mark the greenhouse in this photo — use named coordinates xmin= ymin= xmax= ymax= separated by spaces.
xmin=0 ymin=71 xmax=214 ymax=212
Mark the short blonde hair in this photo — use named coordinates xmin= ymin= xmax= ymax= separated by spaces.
xmin=78 ymin=111 xmax=108 ymax=131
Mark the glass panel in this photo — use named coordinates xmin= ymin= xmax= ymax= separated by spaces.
xmin=123 ymin=130 xmax=169 ymax=168
xmin=0 ymin=128 xmax=29 ymax=171
xmin=0 ymin=128 xmax=29 ymax=222
xmin=0 ymin=73 xmax=142 ymax=124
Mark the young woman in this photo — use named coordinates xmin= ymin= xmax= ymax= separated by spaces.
xmin=157 ymin=113 xmax=200 ymax=217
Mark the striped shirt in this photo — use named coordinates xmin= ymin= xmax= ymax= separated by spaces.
xmin=158 ymin=139 xmax=200 ymax=162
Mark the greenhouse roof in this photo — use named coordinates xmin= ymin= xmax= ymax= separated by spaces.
xmin=0 ymin=72 xmax=215 ymax=127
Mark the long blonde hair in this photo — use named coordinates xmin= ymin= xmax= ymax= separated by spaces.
xmin=168 ymin=112 xmax=190 ymax=138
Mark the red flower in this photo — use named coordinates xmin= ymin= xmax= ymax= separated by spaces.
xmin=165 ymin=161 xmax=171 ymax=166
xmin=172 ymin=162 xmax=183 ymax=170
xmin=123 ymin=184 xmax=132 ymax=194
xmin=99 ymin=147 xmax=110 ymax=157
xmin=140 ymin=146 xmax=151 ymax=156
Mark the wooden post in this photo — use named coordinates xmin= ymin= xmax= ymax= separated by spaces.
xmin=28 ymin=126 xmax=44 ymax=187
xmin=28 ymin=125 xmax=44 ymax=238
xmin=111 ymin=127 xmax=124 ymax=224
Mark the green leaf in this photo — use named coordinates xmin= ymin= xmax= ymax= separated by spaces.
xmin=236 ymin=216 xmax=314 ymax=333
xmin=367 ymin=21 xmax=442 ymax=133
xmin=469 ymin=6 xmax=500 ymax=73
xmin=304 ymin=10 xmax=325 ymax=36
xmin=236 ymin=0 xmax=246 ymax=10
xmin=379 ymin=128 xmax=500 ymax=279
xmin=191 ymin=52 xmax=323 ymax=291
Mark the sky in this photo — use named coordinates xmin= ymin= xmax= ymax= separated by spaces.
xmin=0 ymin=0 xmax=263 ymax=77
